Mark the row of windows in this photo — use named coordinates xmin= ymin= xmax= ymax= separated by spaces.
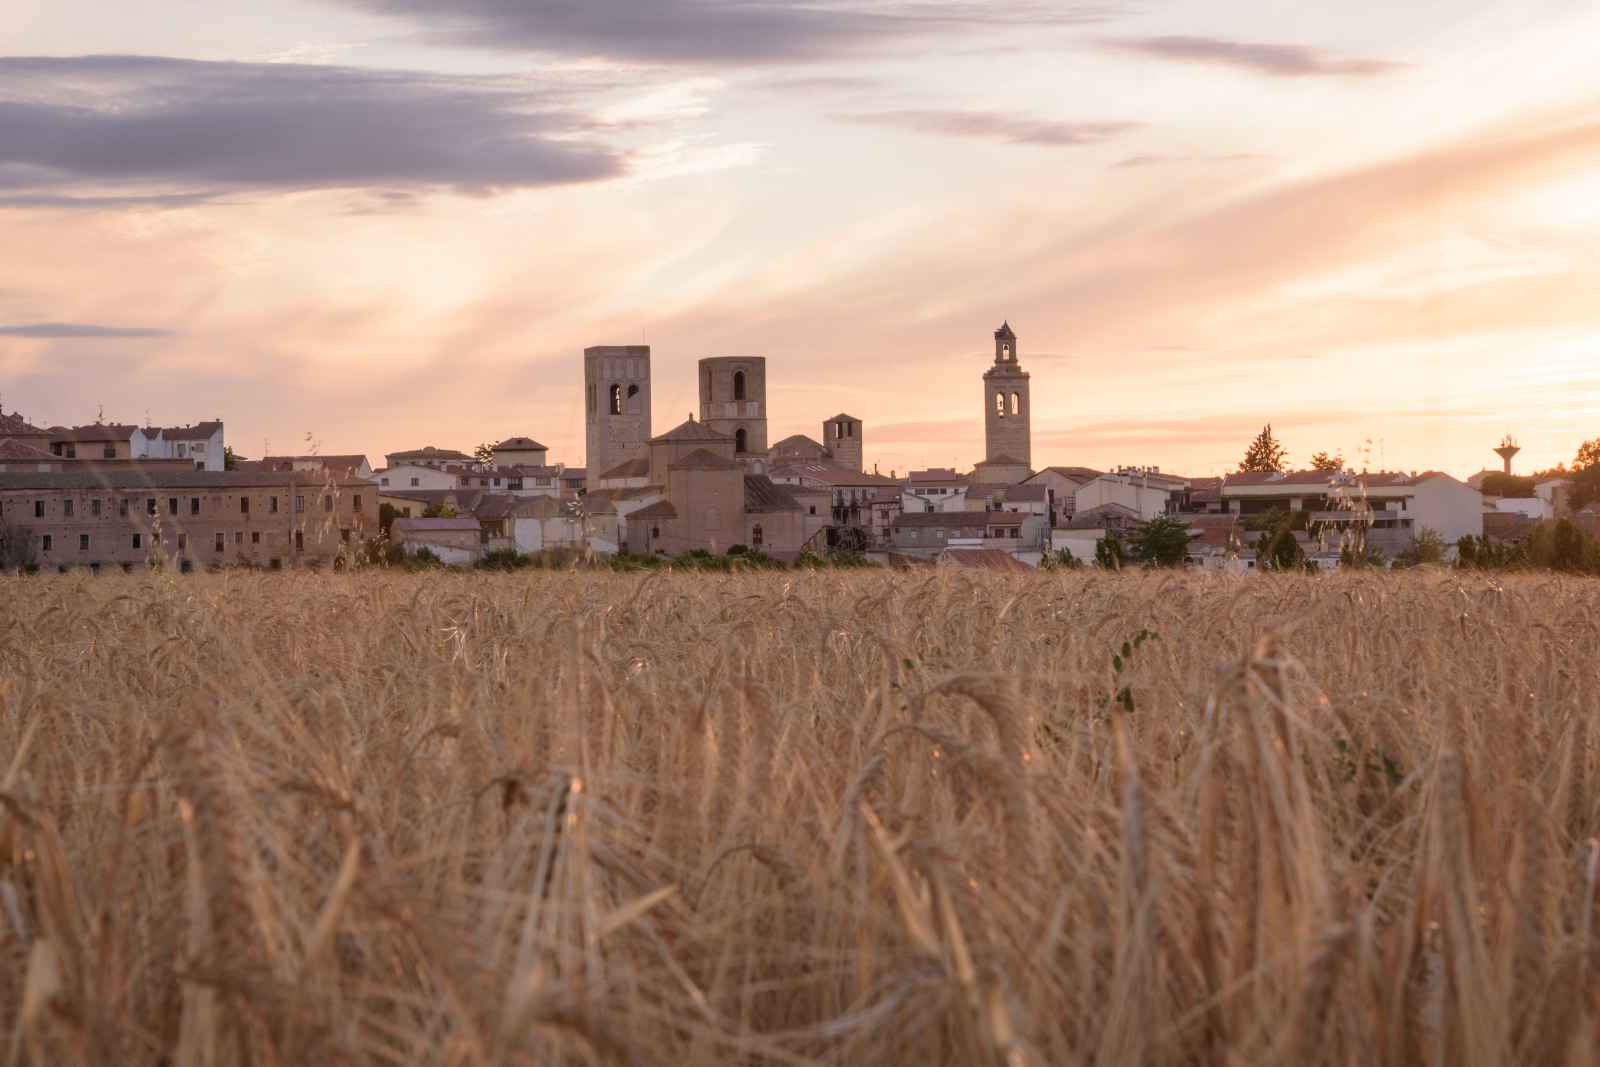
xmin=994 ymin=391 xmax=1022 ymax=418
xmin=35 ymin=527 xmax=347 ymax=553
xmin=13 ymin=493 xmax=360 ymax=519
xmin=893 ymin=526 xmax=1021 ymax=541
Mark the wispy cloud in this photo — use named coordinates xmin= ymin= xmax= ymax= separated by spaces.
xmin=0 ymin=191 xmax=223 ymax=210
xmin=0 ymin=55 xmax=625 ymax=199
xmin=327 ymin=0 xmax=1118 ymax=64
xmin=1114 ymin=152 xmax=1264 ymax=168
xmin=837 ymin=109 xmax=1138 ymax=145
xmin=0 ymin=322 xmax=173 ymax=338
xmin=1103 ymin=35 xmax=1405 ymax=78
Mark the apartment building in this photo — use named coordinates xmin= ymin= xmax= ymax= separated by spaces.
xmin=1220 ymin=469 xmax=1482 ymax=557
xmin=0 ymin=469 xmax=377 ymax=572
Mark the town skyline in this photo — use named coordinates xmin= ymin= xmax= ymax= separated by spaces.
xmin=4 ymin=0 xmax=1600 ymax=478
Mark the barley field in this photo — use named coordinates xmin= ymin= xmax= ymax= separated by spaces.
xmin=1 ymin=568 xmax=1598 ymax=1065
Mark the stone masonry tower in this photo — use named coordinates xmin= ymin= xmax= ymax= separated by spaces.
xmin=585 ymin=345 xmax=652 ymax=476
xmin=698 ymin=357 xmax=768 ymax=458
xmin=825 ymin=414 xmax=863 ymax=472
xmin=983 ymin=322 xmax=1031 ymax=467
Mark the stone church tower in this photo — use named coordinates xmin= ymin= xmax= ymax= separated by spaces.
xmin=983 ymin=322 xmax=1031 ymax=468
xmin=698 ymin=357 xmax=768 ymax=459
xmin=585 ymin=345 xmax=652 ymax=476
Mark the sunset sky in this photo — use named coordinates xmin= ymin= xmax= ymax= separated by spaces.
xmin=4 ymin=0 xmax=1599 ymax=478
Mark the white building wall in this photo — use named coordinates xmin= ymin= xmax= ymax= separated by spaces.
xmin=1411 ymin=475 xmax=1485 ymax=545
xmin=376 ymin=465 xmax=458 ymax=491
xmin=1074 ymin=477 xmax=1168 ymax=521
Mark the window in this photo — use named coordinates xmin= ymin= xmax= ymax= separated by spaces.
xmin=215 ymin=532 xmax=225 ymax=552
xmin=650 ymin=526 xmax=660 ymax=539
xmin=103 ymin=445 xmax=116 ymax=459
xmin=324 ymin=494 xmax=334 ymax=513
xmin=1010 ymin=392 xmax=1020 ymax=416
xmin=380 ymin=477 xmax=390 ymax=487
xmin=91 ymin=499 xmax=102 ymax=517
xmin=65 ymin=444 xmax=77 ymax=459
xmin=42 ymin=534 xmax=52 ymax=552
xmin=269 ymin=496 xmax=279 ymax=513
xmin=735 ymin=428 xmax=748 ymax=453
xmin=131 ymin=533 xmax=141 ymax=549
xmin=995 ymin=392 xmax=1005 ymax=418
xmin=834 ymin=422 xmax=843 ymax=440
xmin=296 ymin=495 xmax=305 ymax=510
xmin=409 ymin=478 xmax=419 ymax=488
xmin=63 ymin=499 xmax=74 ymax=517
xmin=191 ymin=497 xmax=200 ymax=516
xmin=353 ymin=495 xmax=362 ymax=512
xmin=1002 ymin=343 xmax=1011 ymax=360
xmin=79 ymin=533 xmax=89 ymax=551
xmin=295 ymin=530 xmax=304 ymax=552
xmin=809 ymin=505 xmax=817 ymax=515
xmin=168 ymin=498 xmax=178 ymax=516
xmin=119 ymin=498 xmax=128 ymax=517
xmin=733 ymin=370 xmax=746 ymax=401
xmin=610 ymin=384 xmax=622 ymax=415
xmin=340 ymin=529 xmax=351 ymax=544
xmin=752 ymin=524 xmax=764 ymax=547
xmin=178 ymin=534 xmax=187 ymax=551
xmin=251 ymin=531 xmax=260 ymax=544
xmin=234 ymin=531 xmax=244 ymax=545
xmin=240 ymin=496 xmax=249 ymax=515
xmin=627 ymin=383 xmax=640 ymax=406
xmin=270 ymin=558 xmax=281 ymax=570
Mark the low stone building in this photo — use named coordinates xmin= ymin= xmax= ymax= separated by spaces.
xmin=888 ymin=509 xmax=1046 ymax=558
xmin=391 ymin=517 xmax=482 ymax=565
xmin=0 ymin=468 xmax=377 ymax=573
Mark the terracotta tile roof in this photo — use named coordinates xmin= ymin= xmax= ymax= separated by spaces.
xmin=1003 ymin=484 xmax=1048 ymax=503
xmin=0 ymin=469 xmax=371 ymax=490
xmin=596 ymin=457 xmax=650 ymax=480
xmin=156 ymin=421 xmax=223 ymax=442
xmin=393 ymin=517 xmax=480 ymax=533
xmin=670 ymin=448 xmax=743 ymax=471
xmin=628 ymin=500 xmax=678 ymax=521
xmin=0 ymin=412 xmax=47 ymax=437
xmin=893 ymin=510 xmax=1002 ymax=529
xmin=493 ymin=436 xmax=547 ymax=451
xmin=0 ymin=438 xmax=58 ymax=461
xmin=253 ymin=454 xmax=371 ymax=479
xmin=744 ymin=475 xmax=802 ymax=513
xmin=1028 ymin=466 xmax=1102 ymax=483
xmin=53 ymin=423 xmax=138 ymax=442
xmin=770 ymin=433 xmax=828 ymax=456
xmin=1063 ymin=502 xmax=1140 ymax=529
xmin=649 ymin=418 xmax=731 ymax=444
xmin=387 ymin=446 xmax=473 ymax=462
xmin=769 ymin=461 xmax=900 ymax=487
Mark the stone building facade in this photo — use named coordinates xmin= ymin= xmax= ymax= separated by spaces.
xmin=0 ymin=469 xmax=378 ymax=572
xmin=585 ymin=345 xmax=652 ymax=478
xmin=983 ymin=322 xmax=1031 ymax=469
xmin=698 ymin=357 xmax=767 ymax=460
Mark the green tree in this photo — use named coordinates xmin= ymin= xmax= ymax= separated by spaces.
xmin=422 ymin=503 xmax=458 ymax=519
xmin=379 ymin=502 xmax=401 ymax=535
xmin=222 ymin=445 xmax=241 ymax=471
xmin=1129 ymin=515 xmax=1191 ymax=568
xmin=1239 ymin=424 xmax=1289 ymax=474
xmin=474 ymin=442 xmax=496 ymax=465
xmin=1479 ymin=473 xmax=1536 ymax=498
xmin=1574 ymin=438 xmax=1600 ymax=472
xmin=1309 ymin=451 xmax=1343 ymax=471
xmin=1256 ymin=525 xmax=1305 ymax=571
xmin=1396 ymin=527 xmax=1446 ymax=567
xmin=1095 ymin=534 xmax=1125 ymax=570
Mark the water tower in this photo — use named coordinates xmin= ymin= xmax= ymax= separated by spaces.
xmin=1493 ymin=434 xmax=1521 ymax=475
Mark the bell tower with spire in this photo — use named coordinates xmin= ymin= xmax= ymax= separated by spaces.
xmin=982 ymin=321 xmax=1031 ymax=469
